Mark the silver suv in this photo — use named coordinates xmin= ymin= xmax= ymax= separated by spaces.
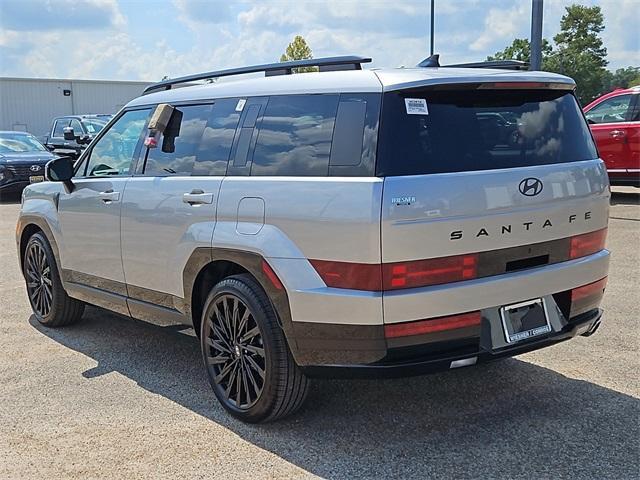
xmin=17 ymin=56 xmax=610 ymax=423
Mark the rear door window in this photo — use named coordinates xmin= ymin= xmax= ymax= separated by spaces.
xmin=140 ymin=104 xmax=211 ymax=176
xmin=192 ymin=98 xmax=242 ymax=176
xmin=377 ymin=89 xmax=598 ymax=176
xmin=251 ymin=94 xmax=339 ymax=176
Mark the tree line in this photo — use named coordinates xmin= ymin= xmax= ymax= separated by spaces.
xmin=281 ymin=5 xmax=637 ymax=105
xmin=488 ymin=4 xmax=639 ymax=104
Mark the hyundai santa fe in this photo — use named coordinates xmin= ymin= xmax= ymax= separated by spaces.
xmin=17 ymin=55 xmax=610 ymax=423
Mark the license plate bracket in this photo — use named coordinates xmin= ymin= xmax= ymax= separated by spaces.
xmin=500 ymin=298 xmax=551 ymax=344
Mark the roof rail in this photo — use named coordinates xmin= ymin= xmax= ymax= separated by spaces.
xmin=143 ymin=55 xmax=372 ymax=95
xmin=444 ymin=60 xmax=530 ymax=71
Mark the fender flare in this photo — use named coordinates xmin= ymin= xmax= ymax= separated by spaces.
xmin=182 ymin=247 xmax=299 ymax=357
xmin=16 ymin=215 xmax=61 ymax=275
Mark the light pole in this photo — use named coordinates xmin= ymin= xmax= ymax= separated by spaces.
xmin=530 ymin=0 xmax=543 ymax=70
xmin=430 ymin=0 xmax=435 ymax=56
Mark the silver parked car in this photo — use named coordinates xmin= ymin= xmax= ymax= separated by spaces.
xmin=16 ymin=56 xmax=610 ymax=423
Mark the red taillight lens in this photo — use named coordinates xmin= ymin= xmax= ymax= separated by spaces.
xmin=384 ymin=311 xmax=481 ymax=338
xmin=309 ymin=260 xmax=382 ymax=291
xmin=571 ymin=277 xmax=607 ymax=302
xmin=382 ymin=254 xmax=478 ymax=290
xmin=311 ymin=254 xmax=478 ymax=291
xmin=569 ymin=228 xmax=607 ymax=259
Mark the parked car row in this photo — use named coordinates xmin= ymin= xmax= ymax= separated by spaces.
xmin=1 ymin=115 xmax=113 ymax=198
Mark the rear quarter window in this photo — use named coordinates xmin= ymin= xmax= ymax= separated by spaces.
xmin=248 ymin=93 xmax=380 ymax=177
xmin=251 ymin=94 xmax=339 ymax=176
xmin=377 ymin=89 xmax=598 ymax=176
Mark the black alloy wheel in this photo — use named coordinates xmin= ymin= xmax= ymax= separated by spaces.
xmin=200 ymin=274 xmax=309 ymax=423
xmin=203 ymin=293 xmax=266 ymax=410
xmin=25 ymin=240 xmax=53 ymax=317
xmin=23 ymin=232 xmax=84 ymax=327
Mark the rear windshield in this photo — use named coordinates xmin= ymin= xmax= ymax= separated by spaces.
xmin=377 ymin=89 xmax=598 ymax=176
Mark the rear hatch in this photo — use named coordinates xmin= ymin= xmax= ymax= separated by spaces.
xmin=377 ymin=79 xmax=609 ymax=321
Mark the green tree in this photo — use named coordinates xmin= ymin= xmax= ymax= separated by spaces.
xmin=545 ymin=4 xmax=608 ymax=103
xmin=280 ymin=35 xmax=317 ymax=73
xmin=602 ymin=66 xmax=640 ymax=91
xmin=490 ymin=4 xmax=612 ymax=104
xmin=487 ymin=38 xmax=552 ymax=63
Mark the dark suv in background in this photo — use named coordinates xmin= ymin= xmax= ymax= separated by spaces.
xmin=0 ymin=131 xmax=56 ymax=197
xmin=44 ymin=114 xmax=112 ymax=158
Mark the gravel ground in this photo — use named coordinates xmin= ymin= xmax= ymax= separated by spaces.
xmin=0 ymin=188 xmax=638 ymax=480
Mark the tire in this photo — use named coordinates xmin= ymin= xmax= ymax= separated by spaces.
xmin=23 ymin=232 xmax=85 ymax=327
xmin=200 ymin=274 xmax=309 ymax=423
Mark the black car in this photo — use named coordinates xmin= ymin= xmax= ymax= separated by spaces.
xmin=44 ymin=114 xmax=112 ymax=158
xmin=0 ymin=131 xmax=57 ymax=196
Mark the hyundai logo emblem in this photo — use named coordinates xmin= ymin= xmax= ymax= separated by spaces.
xmin=30 ymin=165 xmax=42 ymax=172
xmin=519 ymin=177 xmax=543 ymax=196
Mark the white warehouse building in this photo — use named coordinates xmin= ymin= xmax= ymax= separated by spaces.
xmin=0 ymin=77 xmax=152 ymax=138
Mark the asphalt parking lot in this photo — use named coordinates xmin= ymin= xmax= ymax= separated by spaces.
xmin=0 ymin=188 xmax=638 ymax=480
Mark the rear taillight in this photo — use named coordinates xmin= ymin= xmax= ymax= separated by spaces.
xmin=569 ymin=228 xmax=607 ymax=259
xmin=384 ymin=311 xmax=481 ymax=338
xmin=309 ymin=260 xmax=382 ymax=291
xmin=381 ymin=254 xmax=478 ymax=290
xmin=567 ymin=276 xmax=607 ymax=318
xmin=311 ymin=253 xmax=478 ymax=292
xmin=571 ymin=277 xmax=607 ymax=302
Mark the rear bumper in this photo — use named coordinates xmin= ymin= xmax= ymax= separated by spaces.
xmin=302 ymin=308 xmax=602 ymax=378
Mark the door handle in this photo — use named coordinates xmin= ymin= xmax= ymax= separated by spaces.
xmin=183 ymin=190 xmax=214 ymax=205
xmin=609 ymin=129 xmax=626 ymax=139
xmin=98 ymin=190 xmax=120 ymax=203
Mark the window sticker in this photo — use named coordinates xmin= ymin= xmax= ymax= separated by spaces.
xmin=405 ymin=98 xmax=429 ymax=115
xmin=235 ymin=98 xmax=247 ymax=112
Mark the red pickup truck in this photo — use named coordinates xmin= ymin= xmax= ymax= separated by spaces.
xmin=584 ymin=87 xmax=640 ymax=187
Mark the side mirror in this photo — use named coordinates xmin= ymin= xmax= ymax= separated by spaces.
xmin=45 ymin=156 xmax=75 ymax=192
xmin=44 ymin=144 xmax=56 ymax=152
xmin=63 ymin=126 xmax=76 ymax=141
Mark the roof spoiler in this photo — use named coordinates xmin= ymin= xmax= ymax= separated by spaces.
xmin=143 ymin=56 xmax=372 ymax=95
xmin=417 ymin=55 xmax=530 ymax=71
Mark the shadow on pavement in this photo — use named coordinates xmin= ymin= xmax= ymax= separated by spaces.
xmin=31 ymin=307 xmax=639 ymax=479
xmin=610 ymin=190 xmax=640 ymax=206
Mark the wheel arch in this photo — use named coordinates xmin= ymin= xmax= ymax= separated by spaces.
xmin=184 ymin=248 xmax=298 ymax=355
xmin=17 ymin=216 xmax=61 ymax=275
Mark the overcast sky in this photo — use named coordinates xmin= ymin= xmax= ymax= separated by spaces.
xmin=0 ymin=0 xmax=637 ymax=81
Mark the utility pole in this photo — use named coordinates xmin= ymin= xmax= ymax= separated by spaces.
xmin=430 ymin=0 xmax=435 ymax=56
xmin=530 ymin=0 xmax=543 ymax=70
